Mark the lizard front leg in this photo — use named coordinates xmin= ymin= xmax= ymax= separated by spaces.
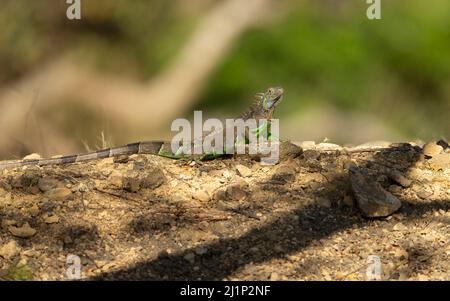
xmin=157 ymin=143 xmax=186 ymax=159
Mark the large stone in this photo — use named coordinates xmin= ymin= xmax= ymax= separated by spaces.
xmin=279 ymin=141 xmax=303 ymax=161
xmin=349 ymin=167 xmax=401 ymax=217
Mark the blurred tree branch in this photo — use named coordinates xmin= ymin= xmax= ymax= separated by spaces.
xmin=0 ymin=0 xmax=276 ymax=157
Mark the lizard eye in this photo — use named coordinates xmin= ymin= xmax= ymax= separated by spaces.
xmin=268 ymin=88 xmax=274 ymax=94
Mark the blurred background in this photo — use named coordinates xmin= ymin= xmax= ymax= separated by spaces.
xmin=0 ymin=0 xmax=448 ymax=159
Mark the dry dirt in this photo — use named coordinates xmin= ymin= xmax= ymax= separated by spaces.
xmin=0 ymin=141 xmax=448 ymax=280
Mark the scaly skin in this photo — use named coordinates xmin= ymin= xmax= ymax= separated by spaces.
xmin=0 ymin=87 xmax=284 ymax=169
xmin=157 ymin=86 xmax=284 ymax=160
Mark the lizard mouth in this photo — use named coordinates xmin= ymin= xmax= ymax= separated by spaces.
xmin=270 ymin=94 xmax=283 ymax=108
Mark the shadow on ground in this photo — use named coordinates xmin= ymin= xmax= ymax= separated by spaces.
xmin=91 ymin=143 xmax=449 ymax=280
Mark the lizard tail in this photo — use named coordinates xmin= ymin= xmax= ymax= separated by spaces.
xmin=0 ymin=141 xmax=166 ymax=170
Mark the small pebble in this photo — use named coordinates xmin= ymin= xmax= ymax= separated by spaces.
xmin=422 ymin=142 xmax=443 ymax=157
xmin=9 ymin=223 xmax=37 ymax=238
xmin=193 ymin=190 xmax=210 ymax=202
xmin=183 ymin=252 xmax=195 ymax=264
xmin=416 ymin=190 xmax=433 ymax=199
xmin=23 ymin=153 xmax=42 ymax=160
xmin=45 ymin=188 xmax=72 ymax=200
xmin=235 ymin=164 xmax=252 ymax=177
xmin=0 ymin=240 xmax=21 ymax=259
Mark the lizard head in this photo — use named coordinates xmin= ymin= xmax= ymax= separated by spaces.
xmin=256 ymin=87 xmax=284 ymax=111
xmin=243 ymin=86 xmax=284 ymax=120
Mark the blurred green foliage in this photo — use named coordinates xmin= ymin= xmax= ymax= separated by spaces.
xmin=0 ymin=0 xmax=198 ymax=81
xmin=197 ymin=1 xmax=449 ymax=139
xmin=0 ymin=0 xmax=448 ymax=141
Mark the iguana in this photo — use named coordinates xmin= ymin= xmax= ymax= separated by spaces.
xmin=0 ymin=87 xmax=284 ymax=170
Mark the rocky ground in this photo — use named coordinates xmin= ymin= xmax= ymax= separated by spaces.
xmin=0 ymin=141 xmax=448 ymax=281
